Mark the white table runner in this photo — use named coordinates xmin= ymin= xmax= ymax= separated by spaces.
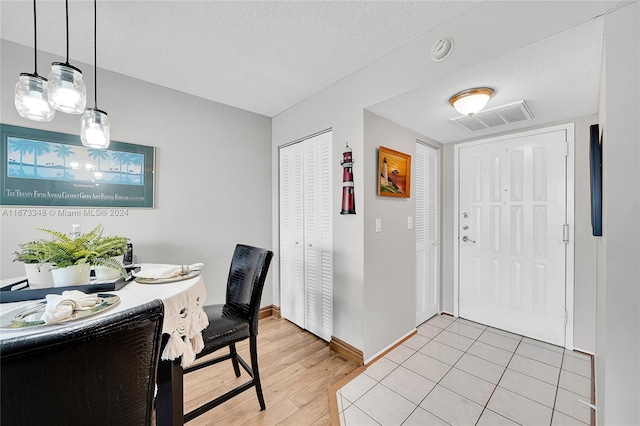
xmin=0 ymin=275 xmax=209 ymax=368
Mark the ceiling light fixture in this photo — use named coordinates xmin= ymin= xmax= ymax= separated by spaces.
xmin=14 ymin=0 xmax=55 ymax=122
xmin=81 ymin=0 xmax=110 ymax=149
xmin=48 ymin=0 xmax=86 ymax=114
xmin=449 ymin=87 xmax=495 ymax=116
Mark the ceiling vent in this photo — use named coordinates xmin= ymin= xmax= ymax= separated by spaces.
xmin=450 ymin=100 xmax=534 ymax=132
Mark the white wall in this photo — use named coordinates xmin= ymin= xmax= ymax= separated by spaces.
xmin=595 ymin=3 xmax=640 ymax=425
xmin=363 ymin=111 xmax=442 ymax=361
xmin=0 ymin=40 xmax=273 ymax=306
xmin=272 ymin=1 xmax=615 ymax=360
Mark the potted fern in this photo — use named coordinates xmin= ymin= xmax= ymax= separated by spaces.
xmin=93 ymin=234 xmax=129 ymax=281
xmin=13 ymin=240 xmax=55 ymax=288
xmin=20 ymin=225 xmax=128 ymax=286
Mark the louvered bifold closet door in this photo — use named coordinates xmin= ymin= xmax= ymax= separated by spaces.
xmin=415 ymin=143 xmax=439 ymax=325
xmin=279 ymin=142 xmax=305 ymax=329
xmin=304 ymin=132 xmax=333 ymax=341
xmin=280 ymin=131 xmax=333 ymax=341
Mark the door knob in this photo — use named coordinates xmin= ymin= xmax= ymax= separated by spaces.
xmin=462 ymin=236 xmax=476 ymax=243
xmin=462 ymin=225 xmax=469 ymax=230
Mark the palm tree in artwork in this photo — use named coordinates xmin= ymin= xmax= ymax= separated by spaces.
xmin=128 ymin=154 xmax=144 ymax=184
xmin=53 ymin=144 xmax=74 ymax=178
xmin=111 ymin=151 xmax=130 ymax=182
xmin=88 ymin=148 xmax=110 ymax=172
xmin=8 ymin=138 xmax=34 ymax=175
xmin=30 ymin=141 xmax=51 ymax=177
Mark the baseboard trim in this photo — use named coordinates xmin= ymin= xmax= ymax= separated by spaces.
xmin=272 ymin=305 xmax=281 ymax=318
xmin=365 ymin=329 xmax=417 ymax=366
xmin=329 ymin=336 xmax=364 ymax=366
xmin=259 ymin=305 xmax=274 ymax=320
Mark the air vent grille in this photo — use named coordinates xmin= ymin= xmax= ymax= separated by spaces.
xmin=451 ymin=100 xmax=534 ymax=132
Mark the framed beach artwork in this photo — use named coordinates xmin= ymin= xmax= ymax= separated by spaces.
xmin=1 ymin=124 xmax=155 ymax=208
xmin=378 ymin=146 xmax=411 ymax=198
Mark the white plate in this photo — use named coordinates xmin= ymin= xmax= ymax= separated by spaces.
xmin=134 ymin=270 xmax=201 ymax=284
xmin=0 ymin=293 xmax=120 ymax=329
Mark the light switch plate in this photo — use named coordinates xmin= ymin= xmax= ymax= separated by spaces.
xmin=408 ymin=216 xmax=413 ymax=229
xmin=375 ymin=218 xmax=382 ymax=233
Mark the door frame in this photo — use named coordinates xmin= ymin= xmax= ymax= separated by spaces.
xmin=453 ymin=123 xmax=575 ymax=349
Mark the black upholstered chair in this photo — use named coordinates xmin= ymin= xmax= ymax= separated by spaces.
xmin=0 ymin=299 xmax=164 ymax=426
xmin=183 ymin=244 xmax=273 ymax=422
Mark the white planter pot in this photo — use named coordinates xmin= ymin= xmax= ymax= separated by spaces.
xmin=24 ymin=263 xmax=55 ymax=289
xmin=94 ymin=256 xmax=124 ymax=281
xmin=51 ymin=263 xmax=91 ymax=287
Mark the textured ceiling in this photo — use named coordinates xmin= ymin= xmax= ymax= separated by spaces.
xmin=0 ymin=0 xmax=480 ymax=117
xmin=368 ymin=16 xmax=606 ymax=143
xmin=2 ymin=1 xmax=627 ymax=144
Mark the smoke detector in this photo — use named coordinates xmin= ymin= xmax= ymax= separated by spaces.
xmin=431 ymin=38 xmax=454 ymax=62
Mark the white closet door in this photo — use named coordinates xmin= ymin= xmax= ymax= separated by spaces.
xmin=279 ymin=147 xmax=293 ymax=322
xmin=280 ymin=131 xmax=333 ymax=341
xmin=416 ymin=143 xmax=439 ymax=325
xmin=279 ymin=142 xmax=305 ymax=329
xmin=308 ymin=132 xmax=332 ymax=341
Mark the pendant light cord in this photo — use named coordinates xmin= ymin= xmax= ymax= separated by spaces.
xmin=32 ymin=0 xmax=38 ymax=76
xmin=65 ymin=0 xmax=70 ymax=64
xmin=93 ymin=0 xmax=98 ymax=108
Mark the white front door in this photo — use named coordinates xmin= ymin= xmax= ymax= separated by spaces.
xmin=416 ymin=142 xmax=439 ymax=325
xmin=458 ymin=129 xmax=569 ymax=346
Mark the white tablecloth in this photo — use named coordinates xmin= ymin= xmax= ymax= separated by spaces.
xmin=0 ymin=275 xmax=208 ymax=368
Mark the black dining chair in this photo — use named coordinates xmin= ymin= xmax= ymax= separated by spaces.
xmin=183 ymin=244 xmax=273 ymax=423
xmin=0 ymin=299 xmax=164 ymax=426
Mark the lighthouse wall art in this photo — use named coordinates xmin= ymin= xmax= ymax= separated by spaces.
xmin=377 ymin=146 xmax=411 ymax=198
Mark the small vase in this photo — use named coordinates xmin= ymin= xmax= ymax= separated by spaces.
xmin=94 ymin=256 xmax=124 ymax=281
xmin=51 ymin=263 xmax=91 ymax=287
xmin=24 ymin=263 xmax=55 ymax=289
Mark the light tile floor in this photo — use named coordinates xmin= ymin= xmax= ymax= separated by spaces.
xmin=337 ymin=314 xmax=593 ymax=426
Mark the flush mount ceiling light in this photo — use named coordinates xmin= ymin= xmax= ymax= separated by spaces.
xmin=48 ymin=0 xmax=86 ymax=114
xmin=14 ymin=0 xmax=55 ymax=122
xmin=449 ymin=87 xmax=495 ymax=116
xmin=81 ymin=0 xmax=110 ymax=149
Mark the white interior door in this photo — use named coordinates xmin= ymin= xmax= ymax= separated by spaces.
xmin=458 ymin=130 xmax=568 ymax=346
xmin=280 ymin=131 xmax=333 ymax=341
xmin=279 ymin=142 xmax=305 ymax=329
xmin=304 ymin=132 xmax=333 ymax=341
xmin=416 ymin=142 xmax=439 ymax=325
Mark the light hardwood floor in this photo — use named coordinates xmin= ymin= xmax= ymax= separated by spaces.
xmin=183 ymin=316 xmax=360 ymax=425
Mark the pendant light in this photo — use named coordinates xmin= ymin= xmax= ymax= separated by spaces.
xmin=14 ymin=0 xmax=55 ymax=122
xmin=81 ymin=0 xmax=109 ymax=149
xmin=48 ymin=0 xmax=86 ymax=114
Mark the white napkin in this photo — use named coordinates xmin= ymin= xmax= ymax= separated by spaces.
xmin=41 ymin=290 xmax=101 ymax=324
xmin=133 ymin=263 xmax=203 ymax=280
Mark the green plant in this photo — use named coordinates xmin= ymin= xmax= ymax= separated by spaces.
xmin=13 ymin=240 xmax=49 ymax=264
xmin=18 ymin=225 xmax=128 ymax=277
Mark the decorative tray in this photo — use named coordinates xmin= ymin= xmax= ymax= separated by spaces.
xmin=0 ymin=293 xmax=120 ymax=329
xmin=0 ymin=266 xmax=138 ymax=304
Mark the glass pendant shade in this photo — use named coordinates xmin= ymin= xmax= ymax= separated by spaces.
xmin=449 ymin=87 xmax=495 ymax=116
xmin=81 ymin=108 xmax=110 ymax=149
xmin=14 ymin=73 xmax=55 ymax=122
xmin=48 ymin=62 xmax=86 ymax=114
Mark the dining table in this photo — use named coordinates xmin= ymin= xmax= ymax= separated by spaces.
xmin=0 ymin=270 xmax=209 ymax=426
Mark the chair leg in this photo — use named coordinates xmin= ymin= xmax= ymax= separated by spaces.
xmin=230 ymin=343 xmax=241 ymax=377
xmin=249 ymin=335 xmax=266 ymax=410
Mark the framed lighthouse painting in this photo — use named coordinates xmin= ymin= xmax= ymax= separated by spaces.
xmin=378 ymin=146 xmax=411 ymax=198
